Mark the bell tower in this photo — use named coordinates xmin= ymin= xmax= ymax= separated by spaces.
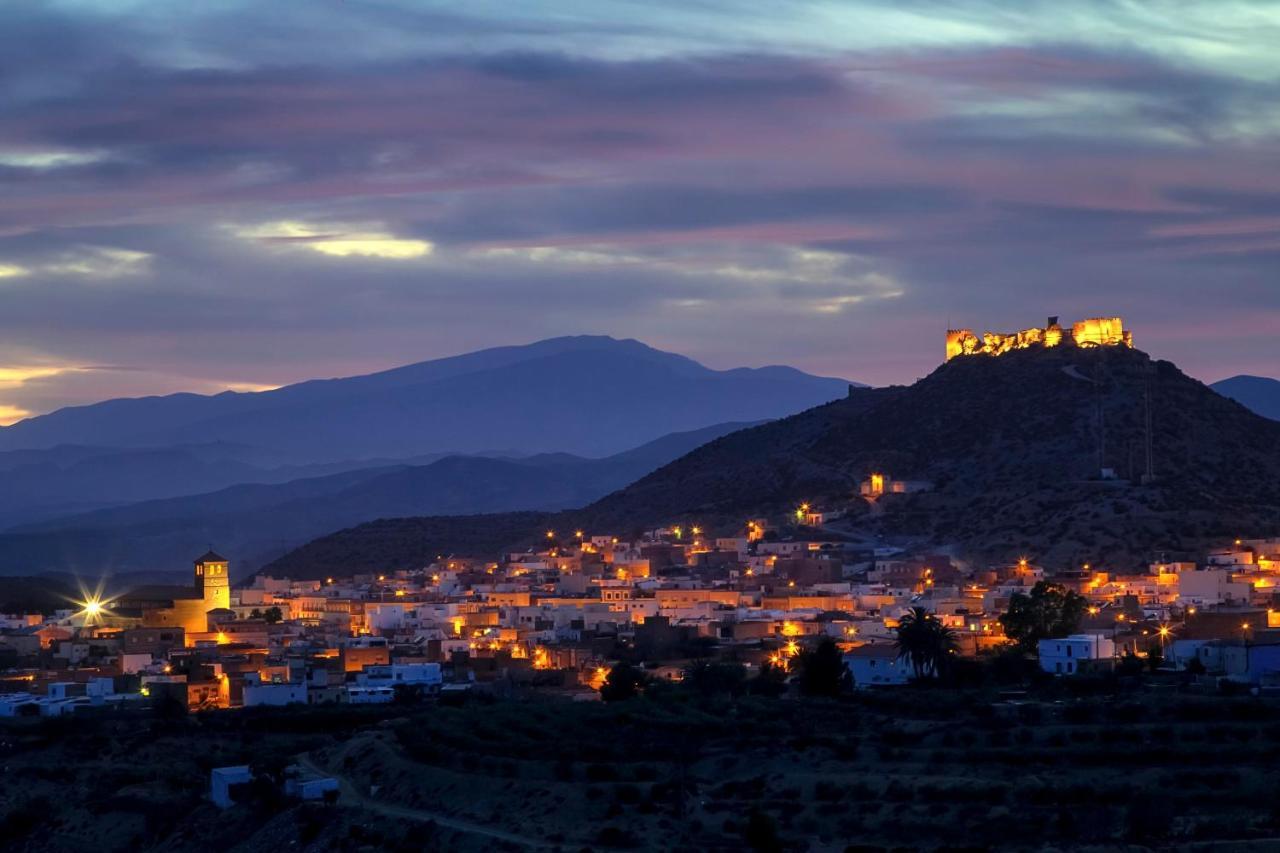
xmin=194 ymin=550 xmax=231 ymax=611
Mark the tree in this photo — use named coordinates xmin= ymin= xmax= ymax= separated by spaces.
xmin=263 ymin=606 xmax=283 ymax=624
xmin=1118 ymin=651 xmax=1145 ymax=676
xmin=682 ymin=661 xmax=748 ymax=698
xmin=599 ymin=662 xmax=646 ymax=702
xmin=748 ymin=662 xmax=788 ymax=697
xmin=797 ymin=639 xmax=849 ymax=697
xmin=999 ymin=582 xmax=1088 ymax=654
xmin=894 ymin=607 xmax=957 ymax=680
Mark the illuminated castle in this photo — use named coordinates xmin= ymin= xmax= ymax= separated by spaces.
xmin=946 ymin=316 xmax=1132 ymax=362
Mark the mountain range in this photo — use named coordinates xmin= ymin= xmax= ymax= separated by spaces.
xmin=0 ymin=422 xmax=751 ymax=576
xmin=0 ymin=335 xmax=856 ymax=567
xmin=0 ymin=336 xmax=855 ymax=463
xmin=1211 ymin=375 xmax=1280 ymax=422
xmin=264 ymin=344 xmax=1280 ymax=578
xmin=3 ymin=334 xmax=1276 ymax=582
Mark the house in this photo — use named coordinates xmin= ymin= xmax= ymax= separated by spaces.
xmin=284 ymin=765 xmax=340 ymax=801
xmin=859 ymin=473 xmax=932 ymax=497
xmin=1209 ymin=640 xmax=1280 ymax=686
xmin=354 ymin=663 xmax=443 ymax=692
xmin=242 ymin=682 xmax=307 ymax=707
xmin=210 ymin=766 xmax=252 ymax=808
xmin=843 ymin=645 xmax=910 ymax=687
xmin=0 ymin=692 xmax=41 ymax=717
xmin=1037 ymin=635 xmax=1116 ymax=675
xmin=346 ymin=685 xmax=395 ymax=704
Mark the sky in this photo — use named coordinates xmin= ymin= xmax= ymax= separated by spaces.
xmin=1 ymin=0 xmax=1278 ymax=424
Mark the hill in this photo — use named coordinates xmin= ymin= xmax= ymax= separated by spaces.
xmin=0 ymin=336 xmax=855 ymax=463
xmin=0 ymin=422 xmax=752 ymax=577
xmin=0 ymin=443 xmax=448 ymax=529
xmin=266 ymin=344 xmax=1280 ymax=575
xmin=1211 ymin=375 xmax=1280 ymax=421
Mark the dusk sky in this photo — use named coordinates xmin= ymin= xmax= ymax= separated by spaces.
xmin=1 ymin=1 xmax=1278 ymax=425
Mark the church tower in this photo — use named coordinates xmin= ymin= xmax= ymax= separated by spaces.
xmin=194 ymin=550 xmax=231 ymax=612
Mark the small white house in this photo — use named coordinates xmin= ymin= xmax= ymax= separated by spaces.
xmin=346 ymin=685 xmax=395 ymax=704
xmin=844 ymin=645 xmax=911 ymax=687
xmin=243 ymin=682 xmax=307 ymax=707
xmin=1038 ymin=635 xmax=1116 ymax=675
xmin=354 ymin=663 xmax=442 ymax=690
xmin=0 ymin=693 xmax=40 ymax=717
xmin=284 ymin=766 xmax=340 ymax=801
xmin=210 ymin=766 xmax=252 ymax=809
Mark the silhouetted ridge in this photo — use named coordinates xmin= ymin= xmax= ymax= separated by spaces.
xmin=265 ymin=344 xmax=1280 ymax=576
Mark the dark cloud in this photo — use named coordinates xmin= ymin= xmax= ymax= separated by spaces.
xmin=0 ymin=1 xmax=1276 ymax=418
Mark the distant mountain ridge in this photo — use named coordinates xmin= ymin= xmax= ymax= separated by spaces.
xmin=1211 ymin=375 xmax=1280 ymax=421
xmin=0 ymin=421 xmax=755 ymax=576
xmin=265 ymin=345 xmax=1280 ymax=578
xmin=0 ymin=336 xmax=857 ymax=462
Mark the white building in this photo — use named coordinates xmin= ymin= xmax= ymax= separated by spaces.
xmin=354 ymin=663 xmax=442 ymax=691
xmin=1038 ymin=635 xmax=1116 ymax=675
xmin=346 ymin=685 xmax=395 ymax=704
xmin=0 ymin=692 xmax=40 ymax=717
xmin=243 ymin=682 xmax=307 ymax=707
xmin=1178 ymin=570 xmax=1251 ymax=607
xmin=843 ymin=645 xmax=911 ymax=687
xmin=210 ymin=766 xmax=252 ymax=808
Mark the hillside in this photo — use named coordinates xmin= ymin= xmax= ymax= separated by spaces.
xmin=0 ymin=336 xmax=854 ymax=463
xmin=266 ymin=344 xmax=1280 ymax=575
xmin=0 ymin=443 xmax=436 ymax=529
xmin=0 ymin=422 xmax=752 ymax=577
xmin=1212 ymin=375 xmax=1280 ymax=421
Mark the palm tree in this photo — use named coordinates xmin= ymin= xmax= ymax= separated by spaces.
xmin=894 ymin=606 xmax=957 ymax=680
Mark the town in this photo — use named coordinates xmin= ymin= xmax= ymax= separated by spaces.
xmin=4 ymin=515 xmax=1279 ymax=717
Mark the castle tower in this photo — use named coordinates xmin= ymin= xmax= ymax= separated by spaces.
xmin=194 ymin=550 xmax=231 ymax=612
xmin=945 ymin=329 xmax=976 ymax=362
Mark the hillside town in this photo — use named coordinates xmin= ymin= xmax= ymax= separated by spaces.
xmin=4 ymin=514 xmax=1279 ymax=716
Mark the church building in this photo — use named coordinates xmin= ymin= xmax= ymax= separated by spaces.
xmin=114 ymin=551 xmax=232 ymax=644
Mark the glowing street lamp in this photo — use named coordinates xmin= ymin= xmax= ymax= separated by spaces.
xmin=73 ymin=584 xmax=113 ymax=626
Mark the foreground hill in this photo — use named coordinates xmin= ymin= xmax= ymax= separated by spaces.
xmin=0 ymin=422 xmax=751 ymax=577
xmin=1211 ymin=375 xmax=1280 ymax=421
xmin=267 ymin=344 xmax=1280 ymax=576
xmin=0 ymin=336 xmax=854 ymax=463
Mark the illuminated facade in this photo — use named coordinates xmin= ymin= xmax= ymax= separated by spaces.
xmin=859 ymin=474 xmax=931 ymax=497
xmin=945 ymin=316 xmax=1133 ymax=362
xmin=118 ymin=551 xmax=235 ymax=643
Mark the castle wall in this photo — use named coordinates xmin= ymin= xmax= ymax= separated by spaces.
xmin=945 ymin=316 xmax=1129 ymax=362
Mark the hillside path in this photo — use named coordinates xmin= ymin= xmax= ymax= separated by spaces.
xmin=297 ymin=754 xmax=554 ymax=849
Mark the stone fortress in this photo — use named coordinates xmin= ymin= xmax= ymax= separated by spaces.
xmin=946 ymin=316 xmax=1132 ymax=362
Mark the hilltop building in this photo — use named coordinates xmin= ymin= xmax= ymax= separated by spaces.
xmin=114 ymin=551 xmax=232 ymax=643
xmin=859 ymin=473 xmax=932 ymax=498
xmin=945 ymin=316 xmax=1133 ymax=362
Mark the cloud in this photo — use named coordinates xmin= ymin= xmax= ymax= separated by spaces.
xmin=0 ymin=1 xmax=1273 ymax=416
xmin=235 ymin=221 xmax=433 ymax=260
